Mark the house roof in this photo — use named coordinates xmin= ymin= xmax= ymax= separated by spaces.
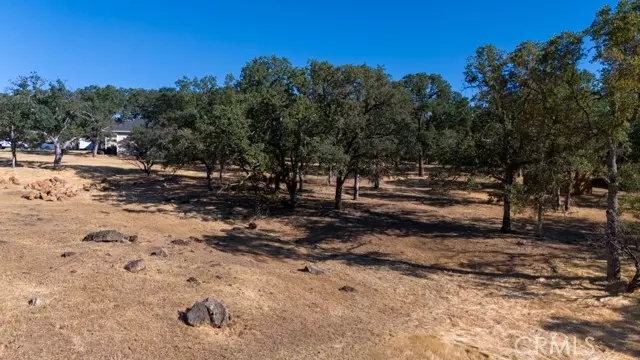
xmin=111 ymin=118 xmax=145 ymax=133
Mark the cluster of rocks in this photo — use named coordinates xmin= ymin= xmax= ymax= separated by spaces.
xmin=0 ymin=176 xmax=20 ymax=185
xmin=71 ymin=228 xmax=360 ymax=331
xmin=22 ymin=177 xmax=78 ymax=201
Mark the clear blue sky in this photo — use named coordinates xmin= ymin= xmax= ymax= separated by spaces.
xmin=0 ymin=0 xmax=614 ymax=93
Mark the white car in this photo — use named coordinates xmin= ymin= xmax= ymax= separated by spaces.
xmin=0 ymin=139 xmax=10 ymax=149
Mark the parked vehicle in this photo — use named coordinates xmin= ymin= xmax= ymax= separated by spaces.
xmin=0 ymin=139 xmax=29 ymax=150
xmin=40 ymin=142 xmax=56 ymax=150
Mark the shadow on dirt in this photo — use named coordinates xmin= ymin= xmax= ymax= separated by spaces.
xmin=64 ymin=160 xmax=608 ymax=293
xmin=543 ymin=298 xmax=640 ymax=358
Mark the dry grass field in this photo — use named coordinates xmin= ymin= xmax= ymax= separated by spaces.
xmin=0 ymin=151 xmax=637 ymax=359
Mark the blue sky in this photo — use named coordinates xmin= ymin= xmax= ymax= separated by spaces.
xmin=0 ymin=1 xmax=614 ymax=93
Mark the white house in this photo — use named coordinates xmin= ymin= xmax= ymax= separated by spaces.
xmin=105 ymin=119 xmax=145 ymax=155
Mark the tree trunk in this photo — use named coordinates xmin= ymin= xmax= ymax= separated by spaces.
xmin=298 ymin=171 xmax=304 ymax=191
xmin=353 ymin=172 xmax=359 ymax=200
xmin=288 ymin=186 xmax=298 ymax=208
xmin=205 ymin=164 xmax=214 ymax=191
xmin=10 ymin=125 xmax=17 ymax=168
xmin=334 ymin=173 xmax=345 ymax=210
xmin=418 ymin=114 xmax=424 ymax=177
xmin=219 ymin=160 xmax=225 ymax=180
xmin=605 ymin=143 xmax=621 ymax=281
xmin=626 ymin=248 xmax=640 ymax=292
xmin=564 ymin=189 xmax=571 ymax=212
xmin=374 ymin=175 xmax=381 ymax=190
xmin=536 ymin=200 xmax=543 ymax=238
xmin=92 ymin=137 xmax=99 ymax=157
xmin=287 ymin=169 xmax=299 ymax=208
xmin=143 ymin=161 xmax=153 ymax=176
xmin=275 ymin=173 xmax=281 ymax=190
xmin=555 ymin=187 xmax=562 ymax=211
xmin=328 ymin=168 xmax=333 ymax=185
xmin=500 ymin=168 xmax=515 ymax=233
xmin=53 ymin=141 xmax=64 ymax=170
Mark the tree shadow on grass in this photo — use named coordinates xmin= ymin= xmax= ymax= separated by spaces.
xmin=62 ymin=160 xmax=608 ymax=291
xmin=203 ymin=225 xmax=604 ymax=294
xmin=386 ymin=177 xmax=500 ymax=191
xmin=64 ymin=163 xmax=260 ymax=221
xmin=543 ymin=299 xmax=640 ymax=358
xmin=66 ymin=164 xmax=152 ymax=178
xmin=571 ymin=192 xmax=608 ymax=210
xmin=358 ymin=189 xmax=488 ymax=208
xmin=0 ymin=159 xmax=51 ymax=169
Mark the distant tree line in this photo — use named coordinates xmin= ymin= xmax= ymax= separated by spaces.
xmin=2 ymin=0 xmax=640 ymax=285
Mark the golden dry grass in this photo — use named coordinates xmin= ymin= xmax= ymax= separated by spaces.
xmin=0 ymin=151 xmax=637 ymax=359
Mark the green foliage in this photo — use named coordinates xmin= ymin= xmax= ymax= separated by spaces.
xmin=123 ymin=126 xmax=166 ymax=176
xmin=619 ymin=163 xmax=640 ymax=192
xmin=77 ymin=85 xmax=126 ymax=149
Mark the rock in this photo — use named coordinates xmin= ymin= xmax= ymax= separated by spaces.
xmin=186 ymin=277 xmax=200 ymax=285
xmin=247 ymin=222 xmax=258 ymax=230
xmin=150 ymin=248 xmax=169 ymax=257
xmin=184 ymin=297 xmax=230 ymax=328
xmin=23 ymin=177 xmax=78 ymax=201
xmin=339 ymin=285 xmax=357 ymax=293
xmin=124 ymin=259 xmax=145 ymax=273
xmin=185 ymin=301 xmax=210 ymax=326
xmin=8 ymin=176 xmax=20 ymax=185
xmin=61 ymin=251 xmax=76 ymax=258
xmin=302 ymin=264 xmax=326 ymax=275
xmin=82 ymin=230 xmax=135 ymax=243
xmin=188 ymin=236 xmax=203 ymax=243
xmin=536 ymin=277 xmax=546 ymax=283
xmin=28 ymin=297 xmax=41 ymax=306
xmin=22 ymin=191 xmax=38 ymax=200
xmin=171 ymin=239 xmax=190 ymax=246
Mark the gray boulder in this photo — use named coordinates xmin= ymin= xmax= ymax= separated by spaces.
xmin=150 ymin=248 xmax=169 ymax=257
xmin=302 ymin=264 xmax=326 ymax=275
xmin=184 ymin=297 xmax=230 ymax=328
xmin=124 ymin=259 xmax=146 ymax=273
xmin=83 ymin=230 xmax=137 ymax=243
